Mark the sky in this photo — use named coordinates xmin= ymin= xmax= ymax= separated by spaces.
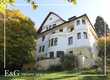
xmin=10 ymin=0 xmax=110 ymax=29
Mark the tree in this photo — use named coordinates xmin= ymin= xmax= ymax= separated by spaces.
xmin=94 ymin=16 xmax=110 ymax=37
xmin=0 ymin=0 xmax=38 ymax=13
xmin=0 ymin=10 xmax=36 ymax=73
xmin=68 ymin=0 xmax=77 ymax=4
xmin=97 ymin=35 xmax=110 ymax=73
xmin=98 ymin=35 xmax=110 ymax=58
xmin=0 ymin=0 xmax=77 ymax=12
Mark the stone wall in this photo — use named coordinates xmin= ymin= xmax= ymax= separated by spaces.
xmin=36 ymin=58 xmax=60 ymax=70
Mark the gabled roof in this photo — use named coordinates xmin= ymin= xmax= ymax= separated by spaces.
xmin=37 ymin=12 xmax=65 ymax=33
xmin=37 ymin=13 xmax=96 ymax=35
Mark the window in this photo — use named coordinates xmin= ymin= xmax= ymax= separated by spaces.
xmin=42 ymin=45 xmax=45 ymax=52
xmin=68 ymin=37 xmax=73 ymax=45
xmin=57 ymin=51 xmax=64 ymax=57
xmin=42 ymin=36 xmax=45 ymax=41
xmin=49 ymin=38 xmax=58 ymax=47
xmin=52 ymin=31 xmax=55 ymax=34
xmin=70 ymin=27 xmax=74 ymax=32
xmin=39 ymin=46 xmax=45 ymax=52
xmin=83 ymin=32 xmax=88 ymax=39
xmin=51 ymin=38 xmax=54 ymax=46
xmin=54 ymin=38 xmax=58 ymax=45
xmin=69 ymin=51 xmax=73 ymax=55
xmin=53 ymin=24 xmax=56 ymax=27
xmin=46 ymin=27 xmax=48 ymax=30
xmin=49 ymin=25 xmax=51 ymax=29
xmin=49 ymin=52 xmax=54 ymax=58
xmin=76 ymin=20 xmax=80 ymax=25
xmin=39 ymin=46 xmax=41 ymax=52
xmin=48 ymin=40 xmax=51 ymax=47
xmin=69 ymin=51 xmax=73 ymax=54
xmin=82 ymin=19 xmax=86 ymax=24
xmin=50 ymin=17 xmax=52 ymax=20
xmin=77 ymin=33 xmax=81 ymax=39
xmin=59 ymin=29 xmax=63 ymax=32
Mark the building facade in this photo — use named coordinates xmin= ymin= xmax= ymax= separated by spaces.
xmin=36 ymin=12 xmax=98 ymax=68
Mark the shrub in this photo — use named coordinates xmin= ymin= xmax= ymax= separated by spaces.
xmin=47 ymin=65 xmax=63 ymax=71
xmin=60 ymin=54 xmax=75 ymax=70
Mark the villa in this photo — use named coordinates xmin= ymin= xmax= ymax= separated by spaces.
xmin=36 ymin=12 xmax=99 ymax=69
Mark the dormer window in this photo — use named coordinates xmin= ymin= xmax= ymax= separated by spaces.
xmin=82 ymin=19 xmax=86 ymax=24
xmin=77 ymin=20 xmax=80 ymax=25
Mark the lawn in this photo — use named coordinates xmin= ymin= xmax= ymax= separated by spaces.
xmin=0 ymin=69 xmax=109 ymax=80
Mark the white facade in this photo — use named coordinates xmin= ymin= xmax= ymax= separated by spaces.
xmin=36 ymin=12 xmax=98 ymax=68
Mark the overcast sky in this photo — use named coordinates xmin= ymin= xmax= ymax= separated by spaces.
xmin=12 ymin=0 xmax=110 ymax=29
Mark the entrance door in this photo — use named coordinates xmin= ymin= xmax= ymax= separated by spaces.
xmin=49 ymin=52 xmax=54 ymax=58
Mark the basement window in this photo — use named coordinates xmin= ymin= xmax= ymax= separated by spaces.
xmin=56 ymin=51 xmax=64 ymax=57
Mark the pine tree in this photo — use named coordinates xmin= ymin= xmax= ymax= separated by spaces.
xmin=94 ymin=16 xmax=110 ymax=37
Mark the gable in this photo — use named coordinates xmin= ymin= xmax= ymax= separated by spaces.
xmin=38 ymin=12 xmax=65 ymax=33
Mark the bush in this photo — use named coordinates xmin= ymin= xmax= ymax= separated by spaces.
xmin=47 ymin=65 xmax=63 ymax=71
xmin=60 ymin=54 xmax=75 ymax=70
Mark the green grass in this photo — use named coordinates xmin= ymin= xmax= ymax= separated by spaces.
xmin=0 ymin=69 xmax=109 ymax=80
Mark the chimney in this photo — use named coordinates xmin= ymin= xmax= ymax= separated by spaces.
xmin=68 ymin=16 xmax=76 ymax=21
